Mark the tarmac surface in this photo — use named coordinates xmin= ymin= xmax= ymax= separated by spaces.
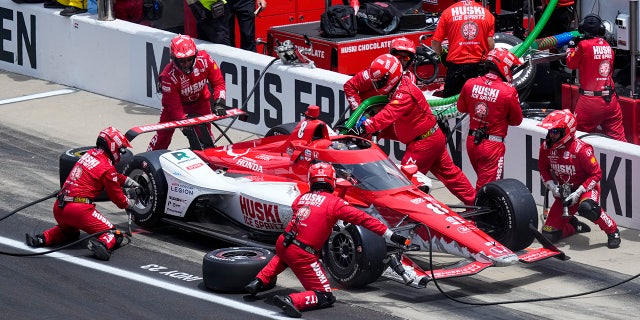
xmin=1 ymin=69 xmax=639 ymax=319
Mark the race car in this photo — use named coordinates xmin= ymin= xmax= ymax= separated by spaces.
xmin=59 ymin=106 xmax=566 ymax=291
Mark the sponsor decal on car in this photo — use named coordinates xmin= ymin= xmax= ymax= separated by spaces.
xmin=240 ymin=196 xmax=284 ymax=230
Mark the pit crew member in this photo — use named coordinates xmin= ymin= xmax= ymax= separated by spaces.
xmin=343 ymin=37 xmax=417 ymax=111
xmin=538 ymin=110 xmax=621 ymax=248
xmin=25 ymin=127 xmax=140 ymax=260
xmin=356 ymin=54 xmax=476 ymax=205
xmin=457 ymin=48 xmax=523 ymax=189
xmin=244 ymin=162 xmax=409 ymax=318
xmin=147 ymin=34 xmax=227 ymax=151
xmin=565 ymin=14 xmax=626 ymax=142
xmin=431 ymin=0 xmax=495 ymax=98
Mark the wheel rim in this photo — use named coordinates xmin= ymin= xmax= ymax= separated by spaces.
xmin=476 ymin=198 xmax=511 ymax=243
xmin=127 ymin=168 xmax=153 ymax=218
xmin=220 ymin=250 xmax=260 ymax=259
xmin=327 ymin=231 xmax=357 ymax=274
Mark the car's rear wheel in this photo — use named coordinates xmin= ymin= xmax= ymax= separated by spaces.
xmin=265 ymin=122 xmax=298 ymax=137
xmin=322 ymin=224 xmax=387 ymax=288
xmin=122 ymin=151 xmax=167 ymax=227
xmin=202 ymin=247 xmax=276 ymax=293
xmin=59 ymin=146 xmax=133 ymax=202
xmin=474 ymin=178 xmax=538 ymax=251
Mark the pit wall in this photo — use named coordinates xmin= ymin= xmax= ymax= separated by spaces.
xmin=1 ymin=1 xmax=639 ymax=230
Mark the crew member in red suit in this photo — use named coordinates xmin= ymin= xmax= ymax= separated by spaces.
xmin=431 ymin=0 xmax=495 ymax=98
xmin=458 ymin=48 xmax=523 ymax=189
xmin=356 ymin=54 xmax=476 ymax=205
xmin=538 ymin=110 xmax=621 ymax=248
xmin=244 ymin=162 xmax=409 ymax=318
xmin=343 ymin=37 xmax=417 ymax=111
xmin=25 ymin=127 xmax=141 ymax=260
xmin=566 ymin=14 xmax=626 ymax=142
xmin=147 ymin=34 xmax=227 ymax=151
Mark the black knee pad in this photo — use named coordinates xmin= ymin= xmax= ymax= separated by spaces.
xmin=314 ymin=291 xmax=336 ymax=309
xmin=577 ymin=199 xmax=600 ymax=222
xmin=541 ymin=227 xmax=562 ymax=243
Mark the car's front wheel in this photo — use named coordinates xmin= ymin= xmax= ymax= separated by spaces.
xmin=474 ymin=178 xmax=538 ymax=251
xmin=322 ymin=224 xmax=387 ymax=288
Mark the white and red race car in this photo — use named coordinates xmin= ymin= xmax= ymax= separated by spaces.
xmin=60 ymin=107 xmax=566 ymax=291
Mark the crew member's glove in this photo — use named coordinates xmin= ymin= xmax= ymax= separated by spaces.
xmin=567 ymin=36 xmax=581 ymax=49
xmin=212 ymin=98 xmax=227 ymax=116
xmin=563 ymin=185 xmax=586 ymax=207
xmin=127 ymin=197 xmax=137 ymax=209
xmin=124 ymin=176 xmax=140 ymax=189
xmin=390 ymin=233 xmax=410 ymax=246
xmin=544 ymin=180 xmax=562 ymax=198
xmin=124 ymin=187 xmax=139 ymax=200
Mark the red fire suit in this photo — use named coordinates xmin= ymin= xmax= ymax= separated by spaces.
xmin=458 ymin=73 xmax=523 ymax=189
xmin=343 ymin=69 xmax=379 ymax=111
xmin=43 ymin=149 xmax=130 ymax=250
xmin=539 ymin=138 xmax=618 ymax=238
xmin=566 ymin=37 xmax=626 ymax=142
xmin=254 ymin=190 xmax=391 ymax=312
xmin=147 ymin=50 xmax=227 ymax=151
xmin=344 ymin=68 xmax=417 ymax=111
xmin=433 ymin=0 xmax=495 ymax=97
xmin=364 ymin=76 xmax=476 ymax=205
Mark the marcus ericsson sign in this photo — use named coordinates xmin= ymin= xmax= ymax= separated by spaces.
xmin=1 ymin=0 xmax=639 ymax=229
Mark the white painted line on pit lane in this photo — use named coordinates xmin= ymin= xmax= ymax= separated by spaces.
xmin=0 ymin=236 xmax=295 ymax=320
xmin=0 ymin=89 xmax=77 ymax=105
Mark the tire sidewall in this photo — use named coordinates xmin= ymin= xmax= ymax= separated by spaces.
xmin=122 ymin=151 xmax=167 ymax=227
xmin=322 ymin=225 xmax=386 ymax=288
xmin=474 ymin=178 xmax=538 ymax=251
xmin=202 ymin=247 xmax=275 ymax=292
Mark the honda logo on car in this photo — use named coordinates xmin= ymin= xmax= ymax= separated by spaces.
xmin=240 ymin=196 xmax=284 ymax=230
xmin=170 ymin=182 xmax=194 ymax=195
xmin=236 ymin=157 xmax=263 ymax=173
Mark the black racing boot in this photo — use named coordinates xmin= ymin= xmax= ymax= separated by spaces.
xmin=569 ymin=216 xmax=591 ymax=233
xmin=607 ymin=229 xmax=621 ymax=249
xmin=87 ymin=239 xmax=111 ymax=261
xmin=244 ymin=278 xmax=264 ymax=296
xmin=25 ymin=233 xmax=46 ymax=247
xmin=273 ymin=295 xmax=302 ymax=318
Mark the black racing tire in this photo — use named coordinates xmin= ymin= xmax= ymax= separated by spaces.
xmin=493 ymin=33 xmax=537 ymax=101
xmin=122 ymin=151 xmax=167 ymax=228
xmin=474 ymin=178 xmax=538 ymax=252
xmin=202 ymin=247 xmax=276 ymax=293
xmin=59 ymin=146 xmax=133 ymax=202
xmin=265 ymin=122 xmax=298 ymax=137
xmin=322 ymin=224 xmax=387 ymax=288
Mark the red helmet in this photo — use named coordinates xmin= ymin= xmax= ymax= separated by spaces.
xmin=170 ymin=34 xmax=197 ymax=74
xmin=96 ymin=127 xmax=131 ymax=164
xmin=369 ymin=54 xmax=403 ymax=95
xmin=308 ymin=162 xmax=336 ymax=192
xmin=538 ymin=109 xmax=577 ymax=150
xmin=485 ymin=48 xmax=522 ymax=83
xmin=390 ymin=37 xmax=416 ymax=68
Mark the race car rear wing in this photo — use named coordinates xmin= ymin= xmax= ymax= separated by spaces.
xmin=124 ymin=108 xmax=246 ymax=142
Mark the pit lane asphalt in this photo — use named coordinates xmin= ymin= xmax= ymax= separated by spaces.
xmin=0 ymin=69 xmax=639 ymax=319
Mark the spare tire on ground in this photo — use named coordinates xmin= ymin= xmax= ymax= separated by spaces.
xmin=202 ymin=247 xmax=276 ymax=293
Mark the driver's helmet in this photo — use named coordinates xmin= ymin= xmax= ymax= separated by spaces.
xmin=538 ymin=110 xmax=577 ymax=150
xmin=308 ymin=162 xmax=336 ymax=192
xmin=96 ymin=127 xmax=132 ymax=164
xmin=389 ymin=37 xmax=416 ymax=69
xmin=485 ymin=48 xmax=522 ymax=83
xmin=170 ymin=34 xmax=198 ymax=75
xmin=369 ymin=54 xmax=403 ymax=95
